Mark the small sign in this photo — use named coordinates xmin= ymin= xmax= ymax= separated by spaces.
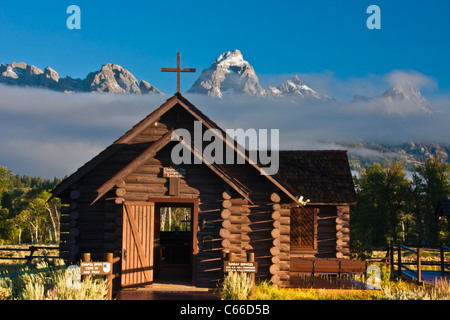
xmin=80 ymin=262 xmax=112 ymax=275
xmin=223 ymin=261 xmax=258 ymax=274
xmin=163 ymin=167 xmax=186 ymax=178
xmin=202 ymin=219 xmax=216 ymax=230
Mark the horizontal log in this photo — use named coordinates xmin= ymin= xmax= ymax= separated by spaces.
xmin=336 ymin=231 xmax=350 ymax=239
xmin=336 ymin=238 xmax=350 ymax=246
xmin=115 ymin=179 xmax=126 ymax=188
xmin=270 ymin=275 xmax=280 ymax=285
xmin=278 ymin=217 xmax=290 ymax=225
xmin=115 ymin=187 xmax=126 ymax=197
xmin=269 ymin=262 xmax=289 ymax=274
xmin=227 ymin=206 xmax=251 ymax=214
xmin=219 ymin=228 xmax=230 ymax=239
xmin=222 ymin=220 xmax=231 ymax=229
xmin=270 ymin=246 xmax=280 ymax=256
xmin=336 ymin=218 xmax=350 ymax=226
xmin=336 ymin=247 xmax=351 ymax=255
xmin=230 ymin=198 xmax=249 ymax=205
xmin=337 ymin=212 xmax=350 ymax=220
xmin=221 ymin=209 xmax=231 ymax=220
xmin=336 ymin=252 xmax=350 ymax=259
xmin=271 ymin=229 xmax=280 ymax=239
xmin=115 ymin=197 xmax=125 ymax=204
xmin=221 ymin=239 xmax=230 ymax=248
xmin=336 ymin=225 xmax=350 ymax=233
xmin=337 ymin=206 xmax=350 ymax=215
xmin=70 ymin=190 xmax=81 ymax=200
xmin=270 ymin=193 xmax=281 ymax=203
xmin=222 ymin=200 xmax=232 ymax=209
xmin=222 ymin=190 xmax=232 ymax=200
xmin=69 ymin=245 xmax=79 ymax=256
xmin=272 ymin=203 xmax=281 ymax=211
xmin=276 ymin=225 xmax=290 ymax=235
xmin=271 ymin=252 xmax=290 ymax=263
xmin=121 ymin=185 xmax=168 ymax=193
xmin=271 ymin=211 xmax=281 ymax=220
xmin=70 ymin=228 xmax=79 ymax=238
xmin=270 ymin=274 xmax=290 ymax=283
xmin=272 ymin=239 xmax=290 ymax=248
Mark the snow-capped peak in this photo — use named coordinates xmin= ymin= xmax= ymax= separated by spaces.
xmin=188 ymin=49 xmax=265 ymax=98
xmin=352 ymin=84 xmax=434 ymax=114
xmin=269 ymin=75 xmax=331 ymax=101
xmin=215 ymin=49 xmax=246 ymax=68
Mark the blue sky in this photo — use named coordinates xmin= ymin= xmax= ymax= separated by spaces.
xmin=1 ymin=1 xmax=450 ymax=178
xmin=1 ymin=0 xmax=449 ymax=94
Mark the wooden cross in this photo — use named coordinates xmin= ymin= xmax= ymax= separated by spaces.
xmin=161 ymin=52 xmax=196 ymax=93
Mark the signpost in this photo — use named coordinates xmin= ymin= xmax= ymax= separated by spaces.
xmin=222 ymin=251 xmax=257 ymax=299
xmin=80 ymin=261 xmax=112 ymax=276
xmin=163 ymin=167 xmax=186 ymax=178
xmin=223 ymin=261 xmax=258 ymax=273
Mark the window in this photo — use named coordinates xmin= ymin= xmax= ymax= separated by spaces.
xmin=290 ymin=207 xmax=317 ymax=250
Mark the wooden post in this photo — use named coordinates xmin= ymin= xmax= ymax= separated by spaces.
xmin=440 ymin=241 xmax=445 ymax=275
xmin=221 ymin=250 xmax=228 ymax=281
xmin=389 ymin=240 xmax=394 ymax=278
xmin=106 ymin=253 xmax=114 ymax=300
xmin=82 ymin=253 xmax=91 ymax=283
xmin=397 ymin=241 xmax=402 ymax=279
xmin=364 ymin=261 xmax=368 ymax=288
xmin=416 ymin=247 xmax=421 ymax=284
xmin=27 ymin=246 xmax=36 ymax=263
xmin=247 ymin=252 xmax=255 ymax=300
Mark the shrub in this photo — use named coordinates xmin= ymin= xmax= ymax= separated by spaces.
xmin=220 ymin=271 xmax=253 ymax=300
xmin=0 ymin=259 xmax=108 ymax=300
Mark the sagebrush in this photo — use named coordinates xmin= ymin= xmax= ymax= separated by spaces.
xmin=0 ymin=259 xmax=108 ymax=300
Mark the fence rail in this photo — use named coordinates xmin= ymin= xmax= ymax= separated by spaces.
xmin=0 ymin=245 xmax=59 ymax=262
xmin=389 ymin=241 xmax=450 ymax=284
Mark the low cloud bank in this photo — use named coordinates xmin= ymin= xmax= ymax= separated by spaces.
xmin=0 ymin=72 xmax=448 ymax=178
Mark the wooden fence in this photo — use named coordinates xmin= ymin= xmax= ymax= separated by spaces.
xmin=389 ymin=241 xmax=450 ymax=284
xmin=0 ymin=245 xmax=59 ymax=262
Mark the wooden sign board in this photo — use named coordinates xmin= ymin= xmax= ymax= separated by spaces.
xmin=163 ymin=167 xmax=186 ymax=178
xmin=80 ymin=262 xmax=112 ymax=275
xmin=223 ymin=261 xmax=258 ymax=274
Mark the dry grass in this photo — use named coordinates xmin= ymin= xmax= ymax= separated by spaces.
xmin=0 ymin=259 xmax=108 ymax=300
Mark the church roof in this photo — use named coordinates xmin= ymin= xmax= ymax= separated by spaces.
xmin=52 ymin=93 xmax=356 ymax=205
xmin=276 ymin=150 xmax=357 ymax=205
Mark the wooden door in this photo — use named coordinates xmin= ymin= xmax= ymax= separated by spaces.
xmin=121 ymin=202 xmax=154 ymax=287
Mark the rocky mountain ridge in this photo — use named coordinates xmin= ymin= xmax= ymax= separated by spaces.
xmin=0 ymin=62 xmax=162 ymax=94
xmin=188 ymin=49 xmax=332 ymax=101
xmin=0 ymin=51 xmax=434 ymax=112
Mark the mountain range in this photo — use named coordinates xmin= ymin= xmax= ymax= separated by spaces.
xmin=0 ymin=49 xmax=433 ymax=112
xmin=0 ymin=62 xmax=161 ymax=95
xmin=1 ymin=51 xmax=445 ymax=171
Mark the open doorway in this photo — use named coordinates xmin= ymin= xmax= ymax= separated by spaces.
xmin=154 ymin=204 xmax=193 ymax=284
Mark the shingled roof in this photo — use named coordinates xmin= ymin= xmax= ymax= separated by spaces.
xmin=277 ymin=150 xmax=357 ymax=205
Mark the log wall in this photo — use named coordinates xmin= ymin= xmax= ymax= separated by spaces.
xmin=57 ymin=102 xmax=353 ymax=289
xmin=269 ymin=193 xmax=291 ymax=287
xmin=336 ymin=206 xmax=351 ymax=259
